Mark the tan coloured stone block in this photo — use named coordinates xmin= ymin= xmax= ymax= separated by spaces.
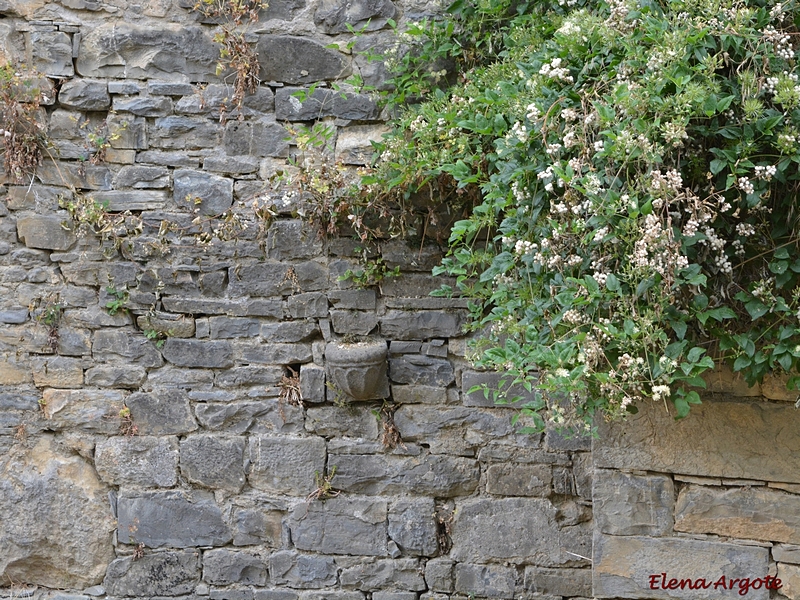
xmin=32 ymin=357 xmax=84 ymax=388
xmin=0 ymin=358 xmax=32 ymax=384
xmin=761 ymin=371 xmax=799 ymax=401
xmin=778 ymin=563 xmax=800 ymax=600
xmin=594 ymin=399 xmax=800 ymax=484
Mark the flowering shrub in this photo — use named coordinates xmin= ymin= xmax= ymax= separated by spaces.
xmin=368 ymin=0 xmax=800 ymax=432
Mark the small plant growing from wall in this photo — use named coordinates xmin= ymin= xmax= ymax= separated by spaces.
xmin=0 ymin=64 xmax=48 ymax=183
xmin=193 ymin=0 xmax=268 ymax=119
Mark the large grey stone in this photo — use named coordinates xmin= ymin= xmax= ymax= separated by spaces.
xmin=258 ymin=36 xmax=348 ymax=84
xmin=239 ymin=342 xmax=313 ymax=364
xmin=58 ymin=79 xmax=110 ymax=110
xmin=181 ymin=435 xmax=246 ymax=492
xmin=450 ymin=498 xmax=591 ymax=566
xmin=454 ymin=563 xmax=516 ymax=599
xmin=117 ymin=491 xmax=231 ymax=548
xmin=275 ymin=87 xmax=378 ymax=121
xmin=95 ymin=436 xmax=179 ymax=487
xmin=76 ymin=24 xmax=219 ymax=81
xmin=523 ymin=567 xmax=592 ymax=597
xmin=388 ymin=498 xmax=438 ymax=557
xmin=29 ymin=30 xmax=73 ymax=76
xmin=380 ymin=310 xmax=466 ymax=340
xmin=315 ymin=0 xmax=395 ymax=32
xmin=162 ymin=338 xmax=234 ymax=368
xmin=150 ymin=116 xmax=219 ymax=149
xmin=270 ymin=551 xmax=337 ymax=588
xmin=675 ymin=484 xmax=800 ymax=543
xmin=593 ymin=469 xmax=674 ymax=536
xmin=114 ymin=164 xmax=170 ymax=188
xmin=223 ymin=119 xmax=288 ymax=157
xmin=260 ymin=321 xmax=318 ymax=343
xmin=104 ymin=551 xmax=200 ymax=597
xmin=35 ymin=161 xmax=112 ymax=190
xmin=88 ymin=190 xmax=168 ymax=211
xmin=339 ymin=558 xmax=425 ymax=590
xmin=196 ymin=401 xmax=304 ymax=434
xmin=92 ymin=330 xmax=164 ymax=367
xmin=265 ymin=220 xmax=323 ymax=261
xmin=425 ymin=559 xmax=454 ymax=593
xmin=486 ymin=463 xmax=551 ymax=497
xmin=0 ymin=436 xmax=116 ymax=588
xmin=173 ymin=169 xmax=234 ymax=216
xmin=84 ymin=364 xmax=147 ymax=389
xmin=289 ymin=497 xmax=387 ymax=556
xmin=203 ymin=549 xmax=267 ymax=585
xmin=113 ymin=95 xmax=174 ymax=117
xmin=126 ymin=389 xmax=198 ymax=435
xmin=593 ymin=533 xmax=770 ymax=599
xmin=305 ymin=406 xmax=378 ymax=438
xmin=41 ymin=389 xmax=125 ymax=434
xmin=232 ymin=507 xmax=283 ymax=547
xmin=248 ymin=435 xmax=326 ymax=495
xmin=228 ymin=261 xmax=328 ymax=296
xmin=331 ymin=453 xmax=479 ymax=496
xmin=17 ymin=215 xmax=76 ymax=251
xmin=389 ymin=355 xmax=454 ymax=386
xmin=594 ymin=398 xmax=800 ymax=483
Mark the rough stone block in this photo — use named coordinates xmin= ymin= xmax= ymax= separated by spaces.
xmin=223 ymin=119 xmax=288 ymax=157
xmin=104 ymin=551 xmax=200 ymax=597
xmin=58 ymin=79 xmax=110 ymax=110
xmin=29 ymin=30 xmax=73 ymax=76
xmin=275 ymin=87 xmax=378 ymax=121
xmin=92 ymin=330 xmax=164 ymax=367
xmin=137 ymin=312 xmax=195 ymax=338
xmin=209 ymin=317 xmax=261 ymax=338
xmin=136 ymin=150 xmax=200 ymax=167
xmin=233 ymin=507 xmax=283 ymax=547
xmin=340 ymin=558 xmax=425 ymax=590
xmin=300 ymin=364 xmax=326 ymax=404
xmin=523 ymin=567 xmax=591 ymax=597
xmin=450 ymin=497 xmax=591 ymax=566
xmin=84 ymin=364 xmax=147 ymax=388
xmin=173 ymin=169 xmax=233 ymax=216
xmin=204 ymin=155 xmax=261 ymax=174
xmin=332 ymin=453 xmax=479 ymax=496
xmin=258 ymin=36 xmax=348 ymax=84
xmin=328 ymin=289 xmax=376 ymax=310
xmin=17 ymin=215 xmax=76 ymax=251
xmin=77 ymin=24 xmax=219 ymax=81
xmin=334 ymin=125 xmax=389 ymax=165
xmin=305 ymin=406 xmax=378 ymax=438
xmin=32 ymin=161 xmax=113 ymax=190
xmin=114 ymin=164 xmax=170 ymax=188
xmin=260 ymin=321 xmax=318 ymax=342
xmin=391 ymin=385 xmax=448 ymax=404
xmin=162 ymin=338 xmax=234 ymax=368
xmin=248 ymin=435 xmax=326 ymax=495
xmin=41 ymin=389 xmax=124 ymax=433
xmin=88 ymin=190 xmax=168 ymax=211
xmin=388 ymin=498 xmax=438 ymax=557
xmin=240 ymin=342 xmax=313 ymax=365
xmin=486 ymin=463 xmax=552 ymax=497
xmin=380 ymin=310 xmax=466 ymax=340
xmin=425 ymin=560 xmax=454 ymax=593
xmin=778 ymin=563 xmax=800 ymax=599
xmin=126 ymin=389 xmax=198 ymax=435
xmin=117 ymin=490 xmax=231 ymax=548
xmin=0 ymin=436 xmax=116 ymax=588
xmin=180 ymin=435 xmax=246 ymax=492
xmin=330 ymin=310 xmax=378 ymax=335
xmin=288 ymin=293 xmax=328 ymax=318
xmin=150 ymin=116 xmax=219 ymax=149
xmin=32 ymin=356 xmax=83 ymax=388
xmin=389 ymin=355 xmax=454 ymax=386
xmin=675 ymin=484 xmax=800 ymax=543
xmin=372 ymin=593 xmax=417 ymax=600
xmin=203 ymin=549 xmax=267 ymax=585
xmin=95 ymin=436 xmax=179 ymax=487
xmin=270 ymin=551 xmax=337 ymax=588
xmin=289 ymin=497 xmax=387 ymax=556
xmin=594 ymin=399 xmax=800 ymax=483
xmin=593 ymin=469 xmax=674 ymax=536
xmin=229 ymin=261 xmax=329 ymax=296
xmin=774 ymin=544 xmax=800 ymax=564
xmin=454 ymin=563 xmax=516 ymax=599
xmin=593 ymin=533 xmax=769 ymax=599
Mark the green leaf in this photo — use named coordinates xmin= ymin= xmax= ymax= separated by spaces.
xmin=744 ymin=300 xmax=769 ymax=320
xmin=605 ymin=273 xmax=620 ymax=291
xmin=709 ymin=159 xmax=727 ymax=175
xmin=733 ymin=356 xmax=752 ymax=371
xmin=687 ymin=346 xmax=705 ymax=363
xmin=674 ymin=396 xmax=690 ymax=419
xmin=671 ymin=320 xmax=687 ymax=340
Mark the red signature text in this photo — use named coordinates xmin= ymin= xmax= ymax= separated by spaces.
xmin=648 ymin=573 xmax=782 ymax=595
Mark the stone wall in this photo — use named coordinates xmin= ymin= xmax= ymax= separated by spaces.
xmin=0 ymin=1 xmax=593 ymax=598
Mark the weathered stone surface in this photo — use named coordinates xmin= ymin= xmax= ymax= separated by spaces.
xmin=258 ymin=36 xmax=348 ymax=84
xmin=92 ymin=330 xmax=164 ymax=367
xmin=31 ymin=356 xmax=83 ymax=388
xmin=391 ymin=385 xmax=448 ymax=404
xmin=523 ymin=567 xmax=591 ymax=597
xmin=330 ymin=310 xmax=378 ymax=335
xmin=340 ymin=558 xmax=425 ymax=591
xmin=276 ymin=87 xmax=378 ymax=121
xmin=95 ymin=436 xmax=179 ymax=487
xmin=150 ymin=116 xmax=219 ymax=149
xmin=450 ymin=498 xmax=591 ymax=566
xmin=265 ymin=220 xmax=323 ymax=260
xmin=104 ymin=551 xmax=200 ymax=597
xmin=126 ymin=389 xmax=198 ymax=435
xmin=203 ymin=549 xmax=267 ymax=585
xmin=595 ymin=399 xmax=800 ymax=483
xmin=381 ymin=310 xmax=466 ymax=340
xmin=233 ymin=507 xmax=283 ymax=547
xmin=593 ymin=469 xmax=674 ymax=536
xmin=114 ymin=164 xmax=170 ymax=188
xmin=77 ymin=24 xmax=219 ymax=80
xmin=289 ymin=497 xmax=387 ymax=556
xmin=778 ymin=563 xmax=800 ymax=599
xmin=17 ymin=215 xmax=76 ymax=251
xmin=289 ymin=293 xmax=328 ymax=318
xmin=29 ymin=30 xmax=73 ymax=76
xmin=270 ymin=551 xmax=337 ymax=588
xmin=180 ymin=435 xmax=246 ymax=491
xmin=58 ymin=79 xmax=110 ymax=110
xmin=388 ymin=498 xmax=438 ymax=557
xmin=137 ymin=312 xmax=196 ymax=338
xmin=425 ymin=560 xmax=454 ymax=593
xmin=328 ymin=289 xmax=376 ymax=310
xmin=0 ymin=436 xmax=116 ymax=588
xmin=117 ymin=490 xmax=231 ymax=547
xmin=315 ymin=0 xmax=395 ymax=32
xmin=389 ymin=355 xmax=454 ymax=386
xmin=84 ymin=364 xmax=147 ymax=388
xmin=331 ymin=453 xmax=479 ymax=496
xmin=335 ymin=124 xmax=389 ymax=165
xmin=486 ymin=463 xmax=552 ymax=497
xmin=161 ymin=338 xmax=234 ymax=368
xmin=204 ymin=155 xmax=261 ymax=174
xmin=674 ymin=484 xmax=800 ymax=543
xmin=88 ymin=190 xmax=168 ymax=211
xmin=774 ymin=544 xmax=800 ymax=564
xmin=173 ymin=169 xmax=233 ymax=216
xmin=31 ymin=161 xmax=113 ymax=190
xmin=248 ymin=435 xmax=326 ymax=495
xmin=305 ymin=405 xmax=378 ymax=438
xmin=240 ymin=342 xmax=313 ymax=364
xmin=259 ymin=321 xmax=318 ymax=342
xmin=229 ymin=261 xmax=329 ymax=296
xmin=593 ymin=533 xmax=770 ymax=599
xmin=300 ymin=363 xmax=326 ymax=404
xmin=223 ymin=119 xmax=288 ymax=157
xmin=41 ymin=389 xmax=125 ymax=433
xmin=454 ymin=563 xmax=516 ymax=599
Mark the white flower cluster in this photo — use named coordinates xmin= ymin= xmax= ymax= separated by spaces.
xmin=539 ymin=58 xmax=573 ymax=83
xmin=509 ymin=121 xmax=529 ymax=143
xmin=409 ymin=115 xmax=427 ymax=132
xmin=738 ymin=176 xmax=755 ymax=195
xmin=526 ymin=103 xmax=541 ymax=121
xmin=514 ymin=239 xmax=536 ymax=256
xmin=736 ymin=222 xmax=756 ymax=237
xmin=651 ymin=384 xmax=671 ymax=401
xmin=650 ymin=169 xmax=683 ymax=195
xmin=701 ymin=227 xmax=732 ymax=273
xmin=754 ymin=165 xmax=777 ymax=180
xmin=763 ymin=25 xmax=794 ymax=60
